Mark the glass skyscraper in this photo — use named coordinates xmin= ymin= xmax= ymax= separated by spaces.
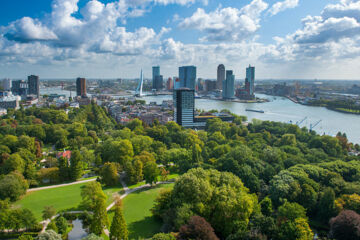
xmin=178 ymin=66 xmax=196 ymax=90
xmin=222 ymin=70 xmax=235 ymax=99
xmin=173 ymin=88 xmax=195 ymax=127
xmin=246 ymin=65 xmax=255 ymax=96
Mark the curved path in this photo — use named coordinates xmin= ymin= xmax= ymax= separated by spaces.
xmin=28 ymin=178 xmax=97 ymax=192
xmin=40 ymin=177 xmax=174 ymax=236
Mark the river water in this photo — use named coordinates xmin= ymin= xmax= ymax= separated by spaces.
xmin=40 ymin=88 xmax=360 ymax=144
xmin=143 ymin=94 xmax=360 ymax=144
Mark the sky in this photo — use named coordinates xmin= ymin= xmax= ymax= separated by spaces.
xmin=0 ymin=0 xmax=360 ymax=80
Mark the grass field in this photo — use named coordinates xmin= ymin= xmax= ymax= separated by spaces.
xmin=14 ymin=182 xmax=90 ymax=221
xmin=14 ymin=181 xmax=123 ymax=221
xmin=127 ymin=173 xmax=179 ymax=189
xmin=108 ymin=183 xmax=174 ymax=239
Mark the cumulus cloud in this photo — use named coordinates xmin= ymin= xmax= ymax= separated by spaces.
xmin=179 ymin=0 xmax=268 ymax=42
xmin=4 ymin=17 xmax=57 ymax=42
xmin=268 ymin=0 xmax=299 ymax=16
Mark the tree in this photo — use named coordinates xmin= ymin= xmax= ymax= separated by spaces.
xmin=90 ymin=197 xmax=109 ymax=236
xmin=82 ymin=234 xmax=104 ymax=240
xmin=18 ymin=234 xmax=34 ymax=240
xmin=110 ymin=200 xmax=128 ymax=240
xmin=0 ymin=172 xmax=28 ymax=201
xmin=81 ymin=181 xmax=107 ymax=211
xmin=42 ymin=206 xmax=56 ymax=220
xmin=330 ymin=210 xmax=360 ymax=240
xmin=70 ymin=150 xmax=84 ymax=181
xmin=21 ymin=209 xmax=37 ymax=230
xmin=143 ymin=161 xmax=159 ymax=185
xmin=2 ymin=153 xmax=25 ymax=174
xmin=37 ymin=230 xmax=62 ymax=240
xmin=152 ymin=233 xmax=175 ymax=240
xmin=335 ymin=194 xmax=360 ymax=214
xmin=177 ymin=216 xmax=219 ymax=240
xmin=100 ymin=162 xmax=118 ymax=186
xmin=57 ymin=157 xmax=70 ymax=182
xmin=318 ymin=188 xmax=337 ymax=222
xmin=55 ymin=216 xmax=68 ymax=235
xmin=260 ymin=197 xmax=273 ymax=217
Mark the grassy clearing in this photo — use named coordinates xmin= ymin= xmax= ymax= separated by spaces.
xmin=14 ymin=182 xmax=89 ymax=221
xmin=14 ymin=180 xmax=123 ymax=221
xmin=127 ymin=173 xmax=179 ymax=189
xmin=108 ymin=183 xmax=174 ymax=239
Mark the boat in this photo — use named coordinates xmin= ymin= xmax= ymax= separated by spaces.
xmin=246 ymin=109 xmax=265 ymax=113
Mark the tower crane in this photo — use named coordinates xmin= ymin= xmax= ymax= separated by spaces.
xmin=310 ymin=120 xmax=322 ymax=131
xmin=296 ymin=116 xmax=307 ymax=126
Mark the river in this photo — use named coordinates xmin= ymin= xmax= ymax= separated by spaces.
xmin=142 ymin=94 xmax=360 ymax=144
xmin=40 ymin=87 xmax=360 ymax=144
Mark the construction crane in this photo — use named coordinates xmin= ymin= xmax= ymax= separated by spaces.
xmin=296 ymin=116 xmax=307 ymax=126
xmin=310 ymin=120 xmax=322 ymax=131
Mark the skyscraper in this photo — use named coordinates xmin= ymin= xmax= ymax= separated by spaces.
xmin=179 ymin=66 xmax=196 ymax=90
xmin=217 ymin=64 xmax=225 ymax=90
xmin=222 ymin=70 xmax=235 ymax=99
xmin=246 ymin=65 xmax=255 ymax=96
xmin=152 ymin=66 xmax=162 ymax=91
xmin=166 ymin=77 xmax=173 ymax=90
xmin=76 ymin=78 xmax=87 ymax=97
xmin=173 ymin=88 xmax=195 ymax=127
xmin=11 ymin=80 xmax=28 ymax=97
xmin=28 ymin=75 xmax=40 ymax=98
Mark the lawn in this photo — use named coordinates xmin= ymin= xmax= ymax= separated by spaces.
xmin=14 ymin=181 xmax=123 ymax=221
xmin=108 ymin=183 xmax=174 ymax=239
xmin=14 ymin=182 xmax=90 ymax=221
xmin=127 ymin=173 xmax=179 ymax=189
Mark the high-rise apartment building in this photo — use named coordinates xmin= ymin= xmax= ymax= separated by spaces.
xmin=173 ymin=88 xmax=195 ymax=127
xmin=179 ymin=66 xmax=196 ymax=90
xmin=76 ymin=77 xmax=87 ymax=97
xmin=12 ymin=80 xmax=28 ymax=97
xmin=246 ymin=65 xmax=255 ymax=96
xmin=28 ymin=75 xmax=40 ymax=98
xmin=222 ymin=70 xmax=235 ymax=99
xmin=152 ymin=66 xmax=163 ymax=91
xmin=217 ymin=64 xmax=225 ymax=90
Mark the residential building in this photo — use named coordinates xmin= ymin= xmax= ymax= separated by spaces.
xmin=76 ymin=77 xmax=87 ymax=97
xmin=173 ymin=88 xmax=195 ymax=127
xmin=179 ymin=66 xmax=196 ymax=90
xmin=0 ymin=93 xmax=21 ymax=109
xmin=11 ymin=80 xmax=28 ymax=97
xmin=28 ymin=75 xmax=40 ymax=98
xmin=222 ymin=70 xmax=235 ymax=99
xmin=217 ymin=64 xmax=225 ymax=90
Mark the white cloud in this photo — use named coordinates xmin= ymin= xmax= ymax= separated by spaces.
xmin=179 ymin=0 xmax=268 ymax=42
xmin=268 ymin=0 xmax=299 ymax=16
xmin=4 ymin=17 xmax=58 ymax=42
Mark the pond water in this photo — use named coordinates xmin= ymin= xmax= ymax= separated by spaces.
xmin=68 ymin=219 xmax=88 ymax=240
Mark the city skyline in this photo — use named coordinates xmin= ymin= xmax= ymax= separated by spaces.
xmin=0 ymin=0 xmax=360 ymax=80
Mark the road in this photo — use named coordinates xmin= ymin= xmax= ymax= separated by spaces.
xmin=27 ymin=178 xmax=97 ymax=192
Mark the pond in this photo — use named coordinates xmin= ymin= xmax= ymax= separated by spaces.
xmin=68 ymin=219 xmax=88 ymax=240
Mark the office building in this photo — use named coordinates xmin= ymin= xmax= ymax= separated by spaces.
xmin=205 ymin=80 xmax=217 ymax=92
xmin=178 ymin=66 xmax=196 ymax=90
xmin=12 ymin=80 xmax=28 ymax=97
xmin=173 ymin=77 xmax=180 ymax=89
xmin=173 ymin=88 xmax=195 ymax=127
xmin=1 ymin=79 xmax=12 ymax=91
xmin=154 ymin=75 xmax=163 ymax=91
xmin=217 ymin=64 xmax=225 ymax=90
xmin=246 ymin=65 xmax=255 ymax=96
xmin=152 ymin=66 xmax=162 ymax=91
xmin=28 ymin=75 xmax=40 ymax=98
xmin=166 ymin=77 xmax=173 ymax=90
xmin=222 ymin=70 xmax=235 ymax=99
xmin=76 ymin=78 xmax=87 ymax=97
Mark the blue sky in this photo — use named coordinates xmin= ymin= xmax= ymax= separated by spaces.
xmin=0 ymin=0 xmax=359 ymax=79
